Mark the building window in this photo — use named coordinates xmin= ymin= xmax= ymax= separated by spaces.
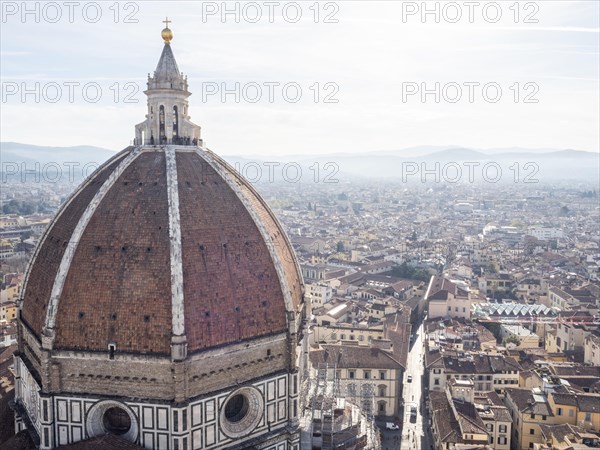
xmin=103 ymin=407 xmax=131 ymax=435
xmin=379 ymin=371 xmax=386 ymax=380
xmin=530 ymin=413 xmax=535 ymax=419
xmin=224 ymin=395 xmax=249 ymax=423
xmin=108 ymin=343 xmax=116 ymax=360
xmin=498 ymin=436 xmax=507 ymax=445
xmin=364 ymin=371 xmax=371 ymax=379
xmin=499 ymin=425 xmax=507 ymax=433
xmin=349 ymin=370 xmax=355 ymax=379
xmin=434 ymin=378 xmax=440 ymax=385
xmin=530 ymin=428 xmax=535 ymax=435
xmin=159 ymin=105 xmax=166 ymax=142
xmin=585 ymin=413 xmax=592 ymax=422
xmin=568 ymin=409 xmax=574 ymax=417
xmin=542 ymin=415 xmax=546 ymax=421
xmin=172 ymin=105 xmax=179 ymax=138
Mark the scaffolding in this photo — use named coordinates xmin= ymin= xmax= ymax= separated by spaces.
xmin=300 ymin=361 xmax=380 ymax=450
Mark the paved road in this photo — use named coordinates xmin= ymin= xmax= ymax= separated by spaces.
xmin=399 ymin=321 xmax=432 ymax=450
xmin=378 ymin=320 xmax=433 ymax=450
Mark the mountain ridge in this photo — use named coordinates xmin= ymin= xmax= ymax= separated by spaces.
xmin=2 ymin=142 xmax=598 ymax=182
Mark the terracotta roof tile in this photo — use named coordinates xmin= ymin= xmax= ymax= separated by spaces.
xmin=20 ymin=147 xmax=303 ymax=355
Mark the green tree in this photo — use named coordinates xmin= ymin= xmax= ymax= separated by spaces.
xmin=486 ymin=262 xmax=499 ymax=274
xmin=503 ymin=335 xmax=521 ymax=347
xmin=389 ymin=262 xmax=431 ymax=283
xmin=20 ymin=230 xmax=33 ymax=242
xmin=2 ymin=199 xmax=35 ymax=215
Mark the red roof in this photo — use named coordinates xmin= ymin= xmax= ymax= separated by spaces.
xmin=21 ymin=146 xmax=303 ymax=355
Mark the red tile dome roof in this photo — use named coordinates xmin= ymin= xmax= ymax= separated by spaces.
xmin=20 ymin=146 xmax=303 ymax=356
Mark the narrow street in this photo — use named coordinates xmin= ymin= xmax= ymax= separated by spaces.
xmin=399 ymin=321 xmax=431 ymax=450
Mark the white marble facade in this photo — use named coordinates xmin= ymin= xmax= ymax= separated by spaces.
xmin=15 ymin=355 xmax=300 ymax=449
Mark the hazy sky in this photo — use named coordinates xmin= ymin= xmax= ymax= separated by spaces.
xmin=1 ymin=1 xmax=599 ymax=156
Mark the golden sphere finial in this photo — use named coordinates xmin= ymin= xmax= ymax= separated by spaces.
xmin=161 ymin=17 xmax=173 ymax=43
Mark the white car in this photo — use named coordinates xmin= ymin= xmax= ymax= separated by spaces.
xmin=407 ymin=375 xmax=413 ymax=382
xmin=385 ymin=422 xmax=400 ymax=430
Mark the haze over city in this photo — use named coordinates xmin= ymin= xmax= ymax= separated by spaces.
xmin=1 ymin=2 xmax=599 ymax=450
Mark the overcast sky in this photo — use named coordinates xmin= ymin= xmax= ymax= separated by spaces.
xmin=1 ymin=1 xmax=599 ymax=156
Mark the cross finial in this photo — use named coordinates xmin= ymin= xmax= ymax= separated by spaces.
xmin=161 ymin=17 xmax=173 ymax=43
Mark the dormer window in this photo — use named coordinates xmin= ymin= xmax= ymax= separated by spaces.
xmin=108 ymin=343 xmax=116 ymax=360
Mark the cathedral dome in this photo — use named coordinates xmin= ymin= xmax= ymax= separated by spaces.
xmin=14 ymin=22 xmax=305 ymax=450
xmin=20 ymin=145 xmax=303 ymax=357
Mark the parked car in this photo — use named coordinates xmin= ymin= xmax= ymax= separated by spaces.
xmin=407 ymin=375 xmax=413 ymax=382
xmin=385 ymin=422 xmax=400 ymax=430
xmin=410 ymin=406 xmax=417 ymax=418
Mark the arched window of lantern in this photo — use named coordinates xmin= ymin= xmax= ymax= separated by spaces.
xmin=159 ymin=105 xmax=166 ymax=141
xmin=173 ymin=105 xmax=179 ymax=138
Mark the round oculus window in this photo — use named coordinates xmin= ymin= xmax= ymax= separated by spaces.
xmin=220 ymin=387 xmax=264 ymax=439
xmin=102 ymin=406 xmax=132 ymax=435
xmin=85 ymin=401 xmax=138 ymax=443
xmin=225 ymin=394 xmax=250 ymax=423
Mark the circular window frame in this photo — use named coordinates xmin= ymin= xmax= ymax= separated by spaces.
xmin=86 ymin=400 xmax=138 ymax=443
xmin=220 ymin=387 xmax=264 ymax=439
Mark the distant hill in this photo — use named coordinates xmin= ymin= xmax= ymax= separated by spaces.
xmin=1 ymin=142 xmax=117 ymax=166
xmin=225 ymin=146 xmax=599 ymax=183
xmin=2 ymin=142 xmax=598 ymax=183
